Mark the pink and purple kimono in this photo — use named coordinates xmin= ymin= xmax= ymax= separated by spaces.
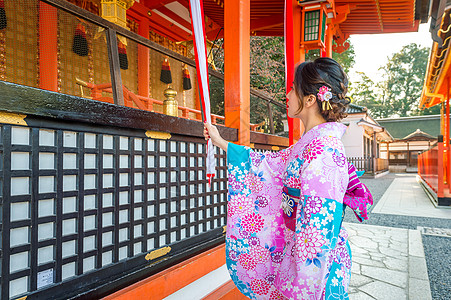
xmin=225 ymin=122 xmax=373 ymax=299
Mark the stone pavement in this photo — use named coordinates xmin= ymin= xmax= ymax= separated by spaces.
xmin=345 ymin=172 xmax=451 ymax=300
xmin=346 ymin=222 xmax=431 ymax=300
xmin=371 ymin=175 xmax=451 ymax=219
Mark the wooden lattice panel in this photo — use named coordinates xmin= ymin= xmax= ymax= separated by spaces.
xmin=3 ymin=0 xmax=38 ymax=88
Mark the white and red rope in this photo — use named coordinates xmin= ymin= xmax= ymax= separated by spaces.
xmin=189 ymin=0 xmax=216 ymax=186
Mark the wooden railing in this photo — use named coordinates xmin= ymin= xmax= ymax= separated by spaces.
xmin=347 ymin=157 xmax=373 ymax=172
xmin=347 ymin=157 xmax=388 ymax=174
xmin=417 ymin=137 xmax=451 ymax=206
xmin=74 ymin=79 xmax=271 ymax=131
xmin=418 ymin=145 xmax=439 ymax=194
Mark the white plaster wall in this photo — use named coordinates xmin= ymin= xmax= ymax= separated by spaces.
xmin=342 ymin=121 xmax=364 ymax=157
xmin=387 ymin=141 xmax=432 ymax=151
xmin=380 ymin=143 xmax=389 ymax=159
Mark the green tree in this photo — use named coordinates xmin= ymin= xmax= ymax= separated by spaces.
xmin=379 ymin=43 xmax=430 ymax=117
xmin=349 ymin=72 xmax=389 ymax=118
xmin=305 ymin=43 xmax=355 ymax=74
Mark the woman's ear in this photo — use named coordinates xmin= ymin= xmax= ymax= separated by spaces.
xmin=304 ymin=94 xmax=317 ymax=108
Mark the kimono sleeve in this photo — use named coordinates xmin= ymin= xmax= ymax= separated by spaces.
xmin=344 ymin=164 xmax=374 ymax=222
xmin=227 ymin=142 xmax=292 ymax=185
xmin=225 ymin=143 xmax=295 ymax=299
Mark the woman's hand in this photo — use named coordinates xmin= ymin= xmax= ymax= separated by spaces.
xmin=204 ymin=122 xmax=228 ymax=152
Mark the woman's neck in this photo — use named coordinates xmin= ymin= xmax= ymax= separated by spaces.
xmin=302 ymin=114 xmax=326 ymax=134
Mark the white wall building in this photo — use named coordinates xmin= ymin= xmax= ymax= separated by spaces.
xmin=341 ymin=104 xmax=393 ymax=174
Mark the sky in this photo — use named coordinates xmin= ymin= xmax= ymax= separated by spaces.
xmin=348 ymin=22 xmax=432 ymax=84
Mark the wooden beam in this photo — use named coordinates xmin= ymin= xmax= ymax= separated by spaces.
xmin=142 ymin=0 xmax=174 ymax=10
xmin=250 ymin=13 xmax=284 ymax=32
xmin=447 ymin=78 xmax=450 ymax=189
xmin=146 ymin=13 xmax=192 ymax=41
xmin=148 ymin=10 xmax=192 ymax=40
xmin=325 ymin=25 xmax=333 ymax=58
xmin=106 ymin=28 xmax=125 ymax=106
xmin=154 ymin=6 xmax=193 ymax=32
xmin=291 ymin=0 xmax=303 ymax=141
xmin=206 ymin=27 xmax=224 ymax=41
xmin=148 ymin=20 xmax=188 ymax=41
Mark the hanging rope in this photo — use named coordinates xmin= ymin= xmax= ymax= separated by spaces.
xmin=189 ymin=0 xmax=216 ymax=186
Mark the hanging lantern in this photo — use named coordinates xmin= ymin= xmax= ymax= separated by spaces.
xmin=298 ymin=1 xmax=328 ymax=51
xmin=0 ymin=0 xmax=7 ymax=30
xmin=100 ymin=0 xmax=135 ymax=28
xmin=160 ymin=57 xmax=172 ymax=84
xmin=182 ymin=65 xmax=192 ymax=90
xmin=72 ymin=23 xmax=89 ymax=56
xmin=118 ymin=40 xmax=128 ymax=70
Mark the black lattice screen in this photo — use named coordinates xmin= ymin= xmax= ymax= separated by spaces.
xmin=0 ymin=122 xmax=227 ymax=299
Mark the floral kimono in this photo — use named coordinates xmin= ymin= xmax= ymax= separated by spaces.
xmin=225 ymin=122 xmax=372 ymax=300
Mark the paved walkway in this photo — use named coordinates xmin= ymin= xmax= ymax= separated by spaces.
xmin=347 ymin=173 xmax=451 ymax=299
xmin=346 ymin=223 xmax=431 ymax=300
xmin=371 ymin=175 xmax=451 ymax=219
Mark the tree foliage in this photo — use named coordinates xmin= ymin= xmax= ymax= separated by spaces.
xmin=304 ymin=43 xmax=355 ymax=75
xmin=381 ymin=43 xmax=431 ymax=116
xmin=350 ymin=43 xmax=437 ymax=118
xmin=349 ymin=72 xmax=388 ymax=118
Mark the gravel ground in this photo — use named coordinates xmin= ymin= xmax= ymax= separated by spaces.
xmin=360 ymin=173 xmax=397 ymax=206
xmin=422 ymin=235 xmax=451 ymax=300
xmin=346 ymin=212 xmax=451 ymax=229
xmin=342 ymin=172 xmax=451 ymax=300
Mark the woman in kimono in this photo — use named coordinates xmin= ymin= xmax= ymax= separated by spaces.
xmin=204 ymin=57 xmax=373 ymax=300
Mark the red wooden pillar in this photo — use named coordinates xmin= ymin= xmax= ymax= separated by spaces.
xmin=438 ymin=136 xmax=444 ymax=197
xmin=286 ymin=0 xmax=303 ymax=144
xmin=325 ymin=25 xmax=333 ymax=58
xmin=447 ymin=77 xmax=451 ymax=191
xmin=39 ymin=2 xmax=58 ymax=92
xmin=138 ymin=18 xmax=150 ymax=100
xmin=224 ymin=0 xmax=250 ymax=146
xmin=320 ymin=25 xmax=333 ymax=58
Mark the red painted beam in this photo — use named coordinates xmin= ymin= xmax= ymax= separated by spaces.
xmin=142 ymin=0 xmax=174 ymax=10
xmin=127 ymin=8 xmax=189 ymax=41
xmin=206 ymin=28 xmax=224 ymax=41
xmin=250 ymin=13 xmax=284 ymax=32
xmin=148 ymin=18 xmax=189 ymax=41
xmin=156 ymin=5 xmax=193 ymax=31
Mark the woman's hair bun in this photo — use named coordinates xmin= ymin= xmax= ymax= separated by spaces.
xmin=294 ymin=57 xmax=350 ymax=122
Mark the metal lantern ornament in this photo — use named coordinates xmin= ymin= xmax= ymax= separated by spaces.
xmin=298 ymin=0 xmax=328 ymax=51
xmin=100 ymin=0 xmax=134 ymax=28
